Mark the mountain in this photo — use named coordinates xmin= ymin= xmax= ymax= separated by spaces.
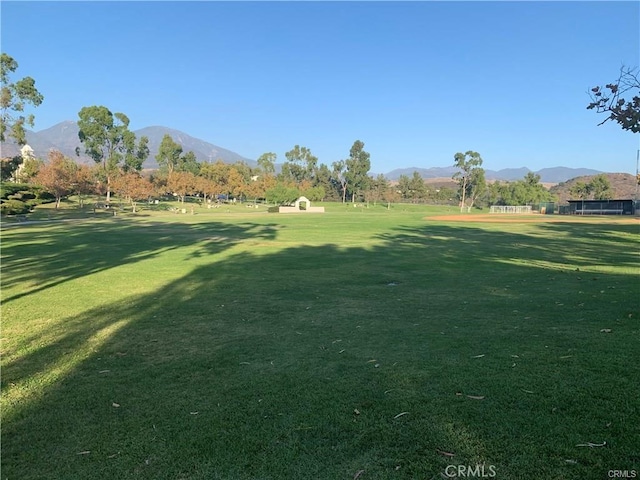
xmin=135 ymin=126 xmax=255 ymax=168
xmin=385 ymin=166 xmax=459 ymax=180
xmin=534 ymin=167 xmax=603 ymax=183
xmin=0 ymin=121 xmax=255 ymax=169
xmin=384 ymin=165 xmax=604 ymax=183
xmin=0 ymin=121 xmax=618 ymax=183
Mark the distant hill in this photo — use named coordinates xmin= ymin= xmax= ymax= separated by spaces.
xmin=135 ymin=126 xmax=255 ymax=168
xmin=0 ymin=121 xmax=255 ymax=169
xmin=549 ymin=173 xmax=638 ymax=203
xmin=384 ymin=165 xmax=603 ymax=183
xmin=0 ymin=120 xmax=621 ymax=183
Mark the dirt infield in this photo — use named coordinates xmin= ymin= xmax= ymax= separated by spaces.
xmin=426 ymin=214 xmax=640 ymax=224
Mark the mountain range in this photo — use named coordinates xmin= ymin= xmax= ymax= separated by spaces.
xmin=0 ymin=121 xmax=614 ymax=183
xmin=0 ymin=121 xmax=255 ymax=169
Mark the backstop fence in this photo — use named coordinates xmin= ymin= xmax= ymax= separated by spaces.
xmin=489 ymin=205 xmax=533 ymax=214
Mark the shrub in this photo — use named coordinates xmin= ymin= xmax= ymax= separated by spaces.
xmin=1 ymin=199 xmax=30 ymax=215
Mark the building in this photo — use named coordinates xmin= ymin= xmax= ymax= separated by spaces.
xmin=566 ymin=199 xmax=636 ymax=215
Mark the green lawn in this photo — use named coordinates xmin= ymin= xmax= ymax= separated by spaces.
xmin=2 ymin=204 xmax=639 ymax=479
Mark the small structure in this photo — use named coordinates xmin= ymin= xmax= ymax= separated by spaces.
xmin=278 ymin=196 xmax=325 ymax=213
xmin=489 ymin=205 xmax=533 ymax=214
xmin=566 ymin=199 xmax=635 ymax=215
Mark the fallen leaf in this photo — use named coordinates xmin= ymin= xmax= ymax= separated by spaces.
xmin=600 ymin=329 xmax=612 ymax=333
xmin=112 ymin=402 xmax=120 ymax=408
xmin=437 ymin=449 xmax=455 ymax=457
xmin=354 ymin=409 xmax=360 ymax=415
xmin=455 ymin=392 xmax=463 ymax=396
xmin=190 ymin=411 xmax=199 ymax=415
xmin=394 ymin=412 xmax=409 ymax=419
xmin=576 ymin=441 xmax=607 ymax=448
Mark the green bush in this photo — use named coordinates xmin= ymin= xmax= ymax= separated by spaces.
xmin=1 ymin=199 xmax=30 ymax=215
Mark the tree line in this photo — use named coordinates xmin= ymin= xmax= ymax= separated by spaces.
xmin=1 ymin=52 xmax=635 ymax=214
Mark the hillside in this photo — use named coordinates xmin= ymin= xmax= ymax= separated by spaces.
xmin=0 ymin=121 xmax=255 ymax=168
xmin=549 ymin=173 xmax=638 ymax=203
xmin=385 ymin=166 xmax=604 ymax=183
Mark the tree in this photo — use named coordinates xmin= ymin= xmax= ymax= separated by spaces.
xmin=17 ymin=156 xmax=43 ymax=183
xmin=0 ymin=53 xmax=44 ymax=145
xmin=452 ymin=151 xmax=484 ymax=212
xmin=332 ymin=160 xmax=348 ymax=203
xmin=588 ymin=66 xmax=640 ymax=133
xmin=408 ymin=171 xmax=427 ymax=203
xmin=265 ymin=183 xmax=300 ymax=205
xmin=167 ymin=171 xmax=198 ymax=204
xmin=73 ymin=164 xmax=97 ymax=208
xmin=569 ymin=181 xmax=592 ymax=200
xmin=177 ymin=150 xmax=200 ymax=175
xmin=35 ymin=150 xmax=76 ymax=208
xmin=281 ymin=145 xmax=317 ymax=183
xmin=397 ymin=174 xmax=411 ymax=200
xmin=369 ymin=174 xmax=389 ymax=205
xmin=76 ymin=105 xmax=149 ymax=202
xmin=345 ymin=140 xmax=371 ymax=203
xmin=257 ymin=152 xmax=277 ymax=175
xmin=589 ymin=174 xmax=613 ymax=200
xmin=1 ymin=156 xmax=22 ymax=181
xmin=156 ymin=134 xmax=183 ymax=174
xmin=111 ymin=172 xmax=154 ymax=212
xmin=227 ymin=167 xmax=247 ymax=199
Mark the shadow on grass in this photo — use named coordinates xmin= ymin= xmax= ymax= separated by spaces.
xmin=1 ymin=218 xmax=279 ymax=303
xmin=2 ymin=220 xmax=639 ymax=479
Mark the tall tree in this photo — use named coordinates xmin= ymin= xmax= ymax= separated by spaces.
xmin=282 ymin=145 xmax=317 ymax=183
xmin=345 ymin=140 xmax=371 ymax=202
xmin=452 ymin=151 xmax=485 ymax=212
xmin=408 ymin=171 xmax=427 ymax=203
xmin=76 ymin=106 xmax=148 ymax=202
xmin=332 ymin=160 xmax=348 ymax=203
xmin=0 ymin=53 xmax=44 ymax=145
xmin=257 ymin=152 xmax=277 ymax=175
xmin=588 ymin=66 xmax=640 ymax=133
xmin=155 ymin=134 xmax=183 ymax=174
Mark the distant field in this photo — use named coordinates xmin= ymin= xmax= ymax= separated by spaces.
xmin=2 ymin=204 xmax=639 ymax=479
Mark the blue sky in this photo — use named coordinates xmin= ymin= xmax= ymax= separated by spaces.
xmin=1 ymin=1 xmax=638 ymax=174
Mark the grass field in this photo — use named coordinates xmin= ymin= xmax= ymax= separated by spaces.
xmin=2 ymin=203 xmax=639 ymax=479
